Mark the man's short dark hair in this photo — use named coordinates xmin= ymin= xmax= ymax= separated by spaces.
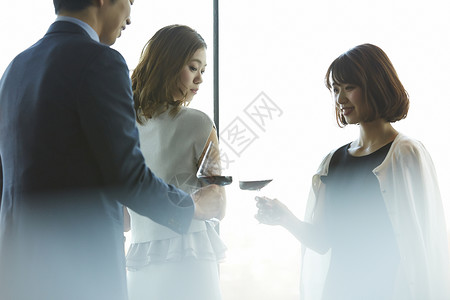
xmin=53 ymin=0 xmax=117 ymax=14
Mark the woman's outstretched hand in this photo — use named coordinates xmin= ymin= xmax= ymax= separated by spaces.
xmin=255 ymin=196 xmax=293 ymax=226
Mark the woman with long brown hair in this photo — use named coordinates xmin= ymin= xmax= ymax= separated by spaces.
xmin=125 ymin=25 xmax=226 ymax=300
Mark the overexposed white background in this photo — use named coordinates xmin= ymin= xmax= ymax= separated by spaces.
xmin=1 ymin=1 xmax=449 ymax=299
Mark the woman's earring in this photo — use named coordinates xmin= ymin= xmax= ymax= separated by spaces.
xmin=137 ymin=105 xmax=146 ymax=123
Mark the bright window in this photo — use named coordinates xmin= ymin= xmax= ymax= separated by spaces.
xmin=1 ymin=1 xmax=449 ymax=299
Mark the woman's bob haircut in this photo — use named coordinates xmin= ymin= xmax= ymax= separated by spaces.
xmin=325 ymin=43 xmax=409 ymax=127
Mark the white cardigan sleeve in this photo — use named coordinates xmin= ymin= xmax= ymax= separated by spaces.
xmin=374 ymin=133 xmax=450 ymax=299
xmin=300 ymin=151 xmax=334 ymax=300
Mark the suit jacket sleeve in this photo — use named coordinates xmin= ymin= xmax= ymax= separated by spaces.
xmin=76 ymin=47 xmax=193 ymax=234
xmin=0 ymin=155 xmax=2 ymax=206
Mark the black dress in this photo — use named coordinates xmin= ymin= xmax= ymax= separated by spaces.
xmin=320 ymin=142 xmax=400 ymax=300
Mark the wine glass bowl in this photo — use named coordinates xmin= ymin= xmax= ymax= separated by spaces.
xmin=198 ymin=175 xmax=233 ymax=186
xmin=239 ymin=179 xmax=272 ymax=191
xmin=196 ymin=141 xmax=233 ymax=186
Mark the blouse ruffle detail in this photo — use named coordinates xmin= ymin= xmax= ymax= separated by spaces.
xmin=126 ymin=221 xmax=226 ymax=271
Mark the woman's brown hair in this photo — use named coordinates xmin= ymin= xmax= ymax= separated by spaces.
xmin=132 ymin=25 xmax=207 ymax=124
xmin=325 ymin=43 xmax=409 ymax=127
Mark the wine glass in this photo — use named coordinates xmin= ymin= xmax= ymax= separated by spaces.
xmin=239 ymin=179 xmax=272 ymax=191
xmin=239 ymin=178 xmax=273 ymax=224
xmin=197 ymin=141 xmax=233 ymax=186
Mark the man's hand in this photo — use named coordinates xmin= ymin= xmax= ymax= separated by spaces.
xmin=191 ymin=184 xmax=223 ymax=220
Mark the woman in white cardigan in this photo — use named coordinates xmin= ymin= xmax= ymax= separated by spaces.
xmin=256 ymin=43 xmax=450 ymax=300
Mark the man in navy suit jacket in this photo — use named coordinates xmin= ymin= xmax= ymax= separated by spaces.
xmin=0 ymin=0 xmax=221 ymax=299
